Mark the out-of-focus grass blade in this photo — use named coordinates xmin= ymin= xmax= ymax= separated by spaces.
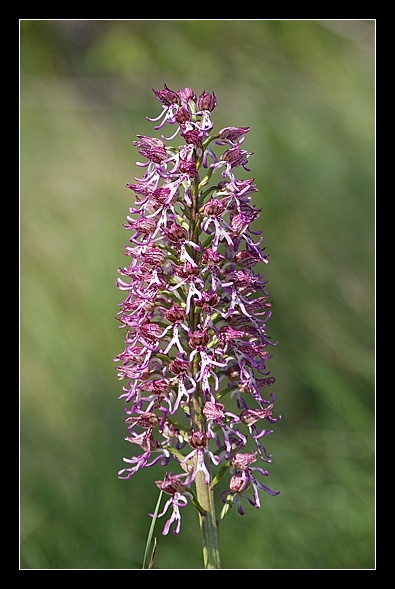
xmin=147 ymin=537 xmax=157 ymax=570
xmin=142 ymin=489 xmax=163 ymax=570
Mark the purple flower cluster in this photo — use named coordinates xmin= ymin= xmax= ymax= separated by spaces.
xmin=114 ymin=84 xmax=281 ymax=535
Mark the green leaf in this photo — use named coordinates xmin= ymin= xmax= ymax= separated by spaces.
xmin=216 ymin=387 xmax=234 ymax=400
xmin=201 ymin=233 xmax=215 ymax=249
xmin=210 ymin=461 xmax=231 ymax=488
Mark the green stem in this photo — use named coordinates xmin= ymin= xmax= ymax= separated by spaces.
xmin=196 ymin=477 xmax=221 ymax=569
xmin=190 ymin=397 xmax=222 ymax=569
xmin=188 ymin=161 xmax=221 ymax=570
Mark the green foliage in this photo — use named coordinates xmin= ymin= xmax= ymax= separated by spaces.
xmin=20 ymin=19 xmax=375 ymax=569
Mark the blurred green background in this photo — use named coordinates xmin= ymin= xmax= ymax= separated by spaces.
xmin=20 ymin=20 xmax=375 ymax=569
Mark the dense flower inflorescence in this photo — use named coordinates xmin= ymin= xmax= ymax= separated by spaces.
xmin=115 ymin=85 xmax=281 ymax=535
